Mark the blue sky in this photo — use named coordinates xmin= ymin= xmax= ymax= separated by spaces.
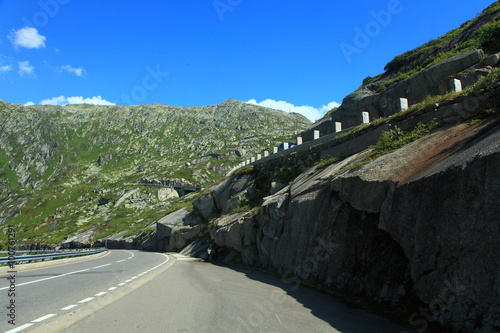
xmin=0 ymin=0 xmax=495 ymax=121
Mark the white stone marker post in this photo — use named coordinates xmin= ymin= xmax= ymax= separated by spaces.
xmin=335 ymin=122 xmax=342 ymax=132
xmin=451 ymin=78 xmax=462 ymax=92
xmin=399 ymin=98 xmax=409 ymax=112
xmin=297 ymin=137 xmax=303 ymax=145
xmin=362 ymin=112 xmax=370 ymax=124
xmin=313 ymin=130 xmax=320 ymax=140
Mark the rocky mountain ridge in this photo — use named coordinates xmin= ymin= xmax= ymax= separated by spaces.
xmin=0 ymin=99 xmax=310 ymax=245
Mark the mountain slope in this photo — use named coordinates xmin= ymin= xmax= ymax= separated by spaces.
xmin=0 ymin=99 xmax=310 ymax=246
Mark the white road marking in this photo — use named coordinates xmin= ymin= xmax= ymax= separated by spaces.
xmin=61 ymin=304 xmax=78 ymax=311
xmin=131 ymin=276 xmax=138 ymax=280
xmin=116 ymin=259 xmax=126 ymax=263
xmin=118 ymin=282 xmax=126 ymax=286
xmin=125 ymin=251 xmax=135 ymax=260
xmin=0 ymin=269 xmax=90 ymax=290
xmin=93 ymin=263 xmax=111 ymax=269
xmin=108 ymin=287 xmax=118 ymax=291
xmin=32 ymin=314 xmax=56 ymax=323
xmin=95 ymin=292 xmax=107 ymax=297
xmin=125 ymin=279 xmax=132 ymax=283
xmin=5 ymin=323 xmax=34 ymax=333
xmin=78 ymin=297 xmax=94 ymax=303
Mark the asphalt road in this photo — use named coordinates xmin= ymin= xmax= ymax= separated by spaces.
xmin=1 ymin=251 xmax=415 ymax=333
xmin=0 ymin=250 xmax=171 ymax=333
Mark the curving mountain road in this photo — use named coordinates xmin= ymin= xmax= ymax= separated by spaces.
xmin=1 ymin=251 xmax=415 ymax=333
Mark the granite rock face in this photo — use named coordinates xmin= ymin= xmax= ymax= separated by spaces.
xmin=330 ymin=50 xmax=485 ymax=129
xmin=183 ymin=116 xmax=499 ymax=332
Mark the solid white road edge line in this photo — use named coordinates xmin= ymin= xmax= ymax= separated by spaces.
xmin=4 ymin=323 xmax=34 ymax=333
xmin=0 ymin=268 xmax=91 ymax=291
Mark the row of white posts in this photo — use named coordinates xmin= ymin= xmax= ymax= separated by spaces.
xmin=235 ymin=79 xmax=463 ymax=168
xmin=236 ymin=130 xmax=320 ymax=168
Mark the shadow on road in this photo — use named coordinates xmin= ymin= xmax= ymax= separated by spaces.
xmin=212 ymin=262 xmax=414 ymax=333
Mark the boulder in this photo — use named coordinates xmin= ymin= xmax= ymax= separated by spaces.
xmin=158 ymin=187 xmax=179 ymax=201
xmin=193 ymin=193 xmax=216 ymax=220
xmin=153 ymin=208 xmax=205 ymax=251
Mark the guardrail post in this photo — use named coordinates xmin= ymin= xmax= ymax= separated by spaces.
xmin=451 ymin=78 xmax=462 ymax=92
xmin=362 ymin=112 xmax=370 ymax=124
xmin=399 ymin=98 xmax=409 ymax=112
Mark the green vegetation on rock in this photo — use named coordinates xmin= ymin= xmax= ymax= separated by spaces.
xmin=0 ymin=100 xmax=310 ymax=247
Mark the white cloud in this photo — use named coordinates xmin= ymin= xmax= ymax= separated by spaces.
xmin=9 ymin=27 xmax=46 ymax=49
xmin=0 ymin=65 xmax=12 ymax=73
xmin=38 ymin=95 xmax=115 ymax=106
xmin=40 ymin=95 xmax=67 ymax=105
xmin=60 ymin=65 xmax=85 ymax=77
xmin=245 ymin=99 xmax=340 ymax=122
xmin=18 ymin=61 xmax=35 ymax=76
xmin=66 ymin=96 xmax=114 ymax=105
xmin=24 ymin=101 xmax=35 ymax=106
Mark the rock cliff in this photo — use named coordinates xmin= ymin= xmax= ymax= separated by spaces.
xmin=147 ymin=85 xmax=500 ymax=332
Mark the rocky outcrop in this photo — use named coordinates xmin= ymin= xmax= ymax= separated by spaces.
xmin=330 ymin=50 xmax=486 ymax=129
xmin=145 ymin=208 xmax=206 ymax=252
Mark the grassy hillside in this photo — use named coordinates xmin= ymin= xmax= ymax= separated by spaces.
xmin=0 ymin=100 xmax=310 ymax=246
xmin=363 ymin=1 xmax=500 ymax=92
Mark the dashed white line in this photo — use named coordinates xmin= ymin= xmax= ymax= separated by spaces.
xmin=125 ymin=279 xmax=132 ymax=283
xmin=118 ymin=283 xmax=126 ymax=286
xmin=93 ymin=263 xmax=111 ymax=269
xmin=78 ymin=297 xmax=94 ymax=304
xmin=131 ymin=276 xmax=138 ymax=280
xmin=95 ymin=292 xmax=107 ymax=297
xmin=5 ymin=323 xmax=34 ymax=333
xmin=116 ymin=259 xmax=126 ymax=263
xmin=108 ymin=287 xmax=118 ymax=291
xmin=32 ymin=314 xmax=56 ymax=323
xmin=61 ymin=304 xmax=78 ymax=311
